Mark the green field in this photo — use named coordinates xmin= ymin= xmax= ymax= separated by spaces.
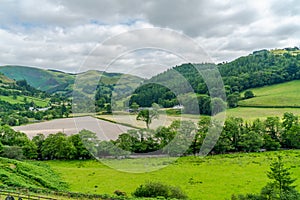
xmin=239 ymin=80 xmax=300 ymax=107
xmin=0 ymin=95 xmax=49 ymax=107
xmin=219 ymin=107 xmax=300 ymax=121
xmin=43 ymin=150 xmax=300 ymax=200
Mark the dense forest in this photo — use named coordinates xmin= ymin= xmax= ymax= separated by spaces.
xmin=129 ymin=47 xmax=300 ymax=114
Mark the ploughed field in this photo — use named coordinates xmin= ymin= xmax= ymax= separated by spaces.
xmin=13 ymin=116 xmax=133 ymax=140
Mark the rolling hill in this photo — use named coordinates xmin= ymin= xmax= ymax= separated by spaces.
xmin=129 ymin=47 xmax=300 ymax=110
xmin=0 ymin=66 xmax=74 ymax=94
xmin=0 ymin=72 xmax=50 ymax=108
xmin=0 ymin=66 xmax=143 ymax=98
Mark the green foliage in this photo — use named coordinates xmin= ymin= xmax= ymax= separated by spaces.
xmin=130 ymin=48 xmax=300 ymax=115
xmin=266 ymin=156 xmax=297 ymax=196
xmin=1 ymin=146 xmax=24 ymax=160
xmin=133 ymin=182 xmax=187 ymax=199
xmin=232 ymin=155 xmax=300 ymax=200
xmin=136 ymin=103 xmax=160 ymax=129
xmin=41 ymin=132 xmax=76 ymax=160
xmin=244 ymin=90 xmax=255 ymax=99
xmin=0 ymin=157 xmax=68 ymax=191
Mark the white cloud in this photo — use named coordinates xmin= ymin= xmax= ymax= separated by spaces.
xmin=0 ymin=0 xmax=299 ymax=76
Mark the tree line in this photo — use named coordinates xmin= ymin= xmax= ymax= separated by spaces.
xmin=1 ymin=112 xmax=300 ymax=160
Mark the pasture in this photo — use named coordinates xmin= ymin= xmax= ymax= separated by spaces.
xmin=0 ymin=95 xmax=49 ymax=107
xmin=44 ymin=150 xmax=300 ymax=200
xmin=239 ymin=80 xmax=300 ymax=107
xmin=218 ymin=107 xmax=300 ymax=121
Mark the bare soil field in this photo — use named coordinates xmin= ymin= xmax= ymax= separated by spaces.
xmin=13 ymin=116 xmax=133 ymax=140
xmin=98 ymin=113 xmax=200 ymax=129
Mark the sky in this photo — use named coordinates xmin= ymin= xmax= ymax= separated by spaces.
xmin=0 ymin=0 xmax=299 ymax=77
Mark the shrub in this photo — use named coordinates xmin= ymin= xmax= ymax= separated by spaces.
xmin=114 ymin=190 xmax=127 ymax=197
xmin=244 ymin=90 xmax=254 ymax=99
xmin=133 ymin=182 xmax=187 ymax=199
xmin=1 ymin=146 xmax=24 ymax=160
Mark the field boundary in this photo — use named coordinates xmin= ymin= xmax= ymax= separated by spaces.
xmin=95 ymin=116 xmax=140 ymax=129
xmin=238 ymin=105 xmax=300 ymax=108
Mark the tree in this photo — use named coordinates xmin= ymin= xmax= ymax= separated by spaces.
xmin=261 ymin=155 xmax=300 ymax=199
xmin=1 ymin=146 xmax=24 ymax=160
xmin=264 ymin=117 xmax=281 ymax=142
xmin=41 ymin=132 xmax=76 ymax=160
xmin=231 ymin=155 xmax=300 ymax=200
xmin=136 ymin=103 xmax=159 ymax=129
xmin=244 ymin=90 xmax=254 ymax=99
xmin=211 ymin=98 xmax=226 ymax=115
xmin=22 ymin=140 xmax=38 ymax=159
xmin=227 ymin=93 xmax=239 ymax=108
xmin=238 ymin=131 xmax=263 ymax=152
xmin=32 ymin=133 xmax=45 ymax=160
xmin=130 ymin=102 xmax=139 ymax=113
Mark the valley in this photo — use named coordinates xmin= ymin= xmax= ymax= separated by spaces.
xmin=1 ymin=47 xmax=300 ymax=200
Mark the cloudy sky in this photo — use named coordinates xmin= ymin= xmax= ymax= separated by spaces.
xmin=0 ymin=0 xmax=299 ymax=77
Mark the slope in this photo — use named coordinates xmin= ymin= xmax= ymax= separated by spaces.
xmin=0 ymin=66 xmax=74 ymax=94
xmin=239 ymin=80 xmax=300 ymax=107
xmin=130 ymin=47 xmax=300 ymax=109
xmin=0 ymin=66 xmax=143 ymax=99
xmin=0 ymin=157 xmax=68 ymax=191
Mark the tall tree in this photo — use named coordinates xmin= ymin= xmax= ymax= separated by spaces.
xmin=136 ymin=103 xmax=159 ymax=129
xmin=261 ymin=155 xmax=300 ymax=199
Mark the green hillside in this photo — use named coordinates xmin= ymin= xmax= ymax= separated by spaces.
xmin=0 ymin=66 xmax=74 ymax=94
xmin=0 ymin=157 xmax=67 ymax=191
xmin=129 ymin=47 xmax=300 ymax=115
xmin=0 ymin=73 xmax=14 ymax=84
xmin=0 ymin=73 xmax=50 ymax=107
xmin=0 ymin=66 xmax=143 ymax=99
xmin=239 ymin=80 xmax=300 ymax=107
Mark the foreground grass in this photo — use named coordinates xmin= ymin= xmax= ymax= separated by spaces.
xmin=239 ymin=80 xmax=300 ymax=107
xmin=43 ymin=150 xmax=300 ymax=200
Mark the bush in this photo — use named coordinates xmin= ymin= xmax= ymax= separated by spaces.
xmin=1 ymin=146 xmax=24 ymax=160
xmin=133 ymin=182 xmax=187 ymax=199
xmin=114 ymin=190 xmax=127 ymax=197
xmin=244 ymin=90 xmax=254 ymax=99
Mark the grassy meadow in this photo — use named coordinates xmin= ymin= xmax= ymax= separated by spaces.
xmin=219 ymin=107 xmax=300 ymax=121
xmin=239 ymin=80 xmax=300 ymax=107
xmin=0 ymin=95 xmax=49 ymax=107
xmin=43 ymin=150 xmax=300 ymax=200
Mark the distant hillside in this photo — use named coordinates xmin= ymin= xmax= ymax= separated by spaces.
xmin=0 ymin=157 xmax=68 ymax=191
xmin=0 ymin=66 xmax=74 ymax=94
xmin=0 ymin=72 xmax=49 ymax=107
xmin=0 ymin=66 xmax=143 ymax=98
xmin=0 ymin=73 xmax=14 ymax=84
xmin=130 ymin=47 xmax=300 ymax=112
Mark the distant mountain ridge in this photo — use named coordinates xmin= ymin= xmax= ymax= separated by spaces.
xmin=0 ymin=65 xmax=143 ymax=97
